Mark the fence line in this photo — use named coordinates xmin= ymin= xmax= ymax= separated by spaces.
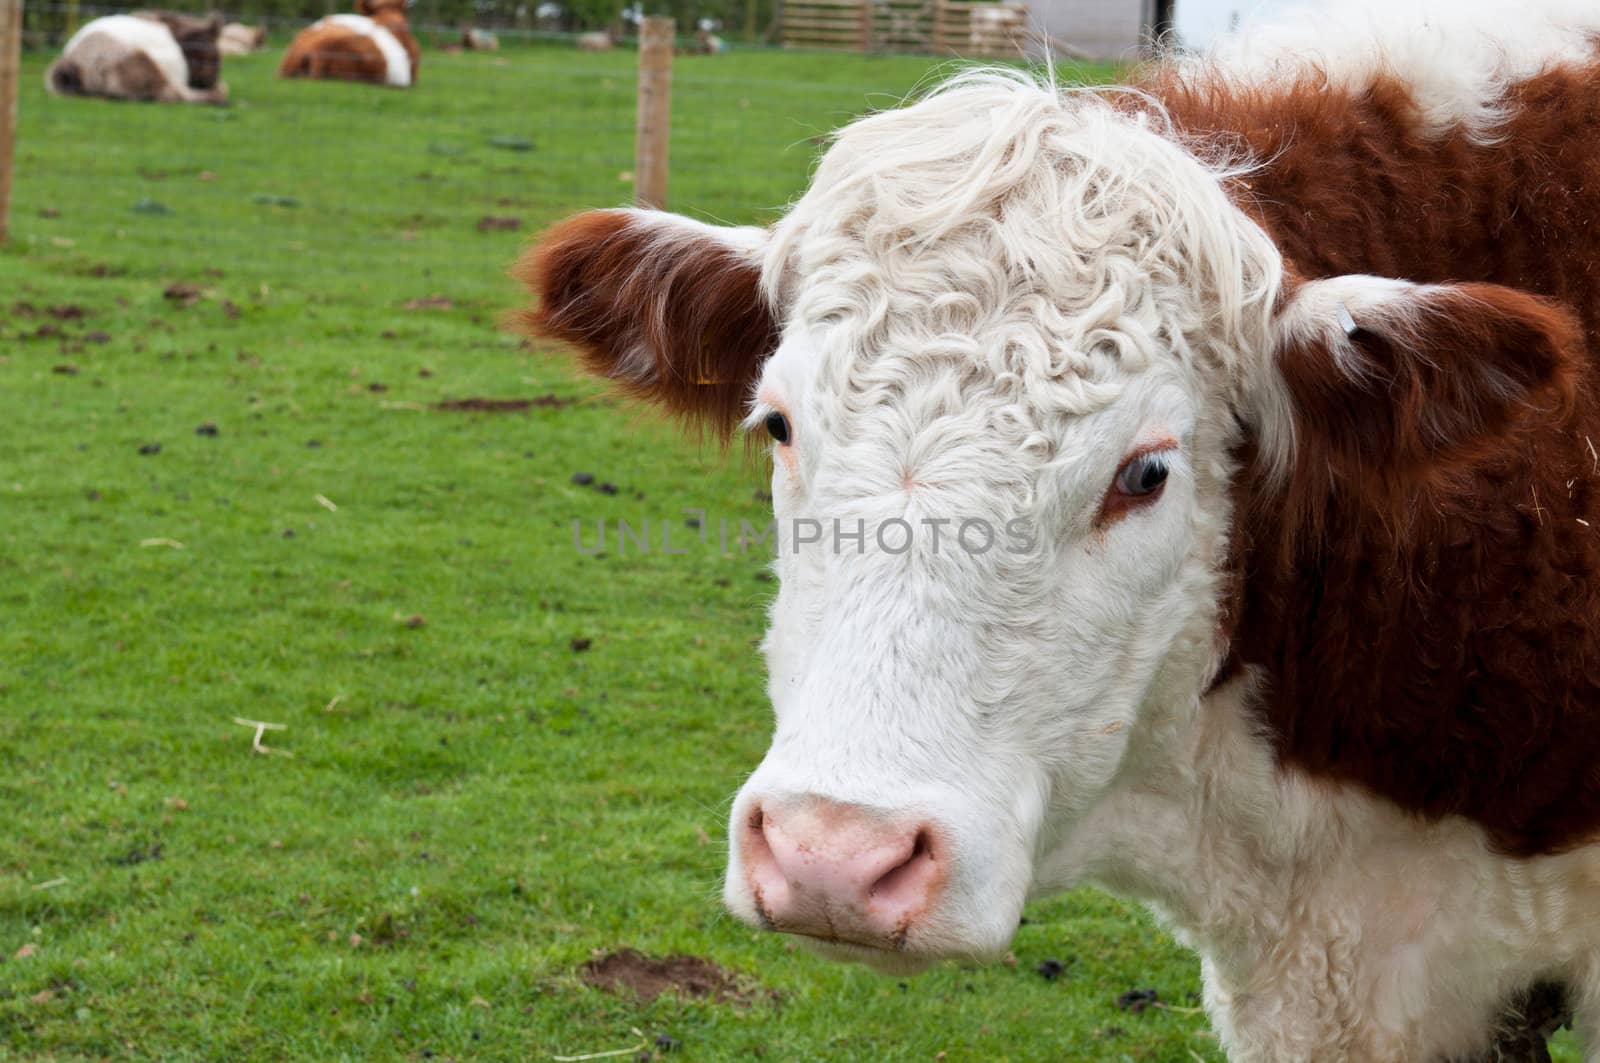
xmin=15 ymin=0 xmax=1044 ymax=57
xmin=0 ymin=0 xmax=20 ymax=245
xmin=634 ymin=16 xmax=673 ymax=210
xmin=0 ymin=5 xmax=1073 ymax=304
xmin=0 ymin=44 xmax=885 ymax=294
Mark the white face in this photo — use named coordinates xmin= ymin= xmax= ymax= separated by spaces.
xmin=719 ymin=76 xmax=1284 ymax=967
xmin=723 ymin=342 xmax=1235 ymax=965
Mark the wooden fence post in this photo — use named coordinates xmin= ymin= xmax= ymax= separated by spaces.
xmin=634 ymin=16 xmax=673 ymax=211
xmin=0 ymin=0 xmax=20 ymax=246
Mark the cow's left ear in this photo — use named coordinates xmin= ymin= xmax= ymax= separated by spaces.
xmin=1260 ymin=275 xmax=1582 ymax=492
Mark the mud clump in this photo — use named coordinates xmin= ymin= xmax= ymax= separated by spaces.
xmin=403 ymin=296 xmax=454 ymax=311
xmin=1115 ymin=987 xmax=1160 ymax=1014
xmin=112 ymin=843 xmax=163 ymax=866
xmin=164 ymin=283 xmax=204 ymax=307
xmin=432 ymin=395 xmax=574 ymax=413
xmin=580 ymin=949 xmax=770 ymax=1006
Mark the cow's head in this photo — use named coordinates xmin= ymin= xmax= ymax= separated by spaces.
xmin=512 ymin=74 xmax=1578 ymax=970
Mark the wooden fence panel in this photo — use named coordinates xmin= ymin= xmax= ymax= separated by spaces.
xmin=783 ymin=0 xmax=1027 ymax=56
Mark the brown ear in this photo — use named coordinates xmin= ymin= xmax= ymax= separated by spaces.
xmin=1266 ymin=276 xmax=1580 ymax=501
xmin=355 ymin=0 xmax=377 ymax=15
xmin=510 ymin=208 xmax=778 ymax=436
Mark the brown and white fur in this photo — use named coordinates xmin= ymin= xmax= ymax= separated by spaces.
xmin=460 ymin=26 xmax=498 ymax=51
xmin=278 ymin=0 xmax=419 ymax=88
xmin=218 ymin=23 xmax=267 ymax=57
xmin=47 ymin=11 xmax=227 ymax=104
xmin=514 ymin=0 xmax=1600 ymax=1058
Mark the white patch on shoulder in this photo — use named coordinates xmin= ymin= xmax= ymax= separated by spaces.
xmin=1050 ymin=675 xmax=1600 ymax=1061
xmin=66 ymin=15 xmax=188 ymax=90
xmin=1197 ymin=0 xmax=1600 ymax=138
xmin=320 ymin=13 xmax=411 ymax=87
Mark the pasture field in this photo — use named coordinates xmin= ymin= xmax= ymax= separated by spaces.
xmin=0 ymin=39 xmax=1578 ymax=1063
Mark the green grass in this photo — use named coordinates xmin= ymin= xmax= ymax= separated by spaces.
xmin=1 ymin=40 xmax=1571 ymax=1063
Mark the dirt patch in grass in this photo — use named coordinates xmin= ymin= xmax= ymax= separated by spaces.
xmin=432 ymin=395 xmax=573 ymax=413
xmin=111 ymin=843 xmax=164 ymax=866
xmin=1116 ymin=987 xmax=1159 ymax=1013
xmin=164 ymin=283 xmax=205 ymax=307
xmin=580 ymin=949 xmax=770 ymax=1006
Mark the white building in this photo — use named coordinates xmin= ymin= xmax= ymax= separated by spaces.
xmin=1029 ymin=0 xmax=1176 ymax=59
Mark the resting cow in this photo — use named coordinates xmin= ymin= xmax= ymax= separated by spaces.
xmin=218 ymin=23 xmax=267 ymax=57
xmin=46 ymin=11 xmax=226 ymax=104
xmin=278 ymin=0 xmax=418 ymax=88
xmin=514 ymin=0 xmax=1600 ymax=1059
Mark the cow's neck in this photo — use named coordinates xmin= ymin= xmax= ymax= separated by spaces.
xmin=1055 ymin=670 xmax=1313 ymax=947
xmin=1054 ymin=671 xmax=1591 ymax=1061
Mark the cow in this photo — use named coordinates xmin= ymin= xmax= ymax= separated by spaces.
xmin=512 ymin=0 xmax=1600 ymax=1059
xmin=46 ymin=11 xmax=227 ymax=104
xmin=278 ymin=0 xmax=419 ymax=88
xmin=461 ymin=26 xmax=499 ymax=51
xmin=218 ymin=23 xmax=267 ymax=57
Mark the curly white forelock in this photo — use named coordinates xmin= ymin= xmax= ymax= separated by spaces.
xmin=760 ymin=69 xmax=1286 ymax=449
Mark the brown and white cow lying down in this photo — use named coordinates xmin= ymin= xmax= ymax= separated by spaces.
xmin=514 ymin=0 xmax=1600 ymax=1059
xmin=47 ymin=11 xmax=226 ymax=104
xmin=278 ymin=0 xmax=419 ymax=88
xmin=218 ymin=23 xmax=267 ymax=57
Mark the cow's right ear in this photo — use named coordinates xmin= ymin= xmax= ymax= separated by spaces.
xmin=511 ymin=208 xmax=778 ymax=436
xmin=1249 ymin=274 xmax=1581 ymax=537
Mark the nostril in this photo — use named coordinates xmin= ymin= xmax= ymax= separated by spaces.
xmin=741 ymin=805 xmax=786 ymax=924
xmin=868 ymin=828 xmax=937 ymax=908
xmin=744 ymin=806 xmax=774 ymax=866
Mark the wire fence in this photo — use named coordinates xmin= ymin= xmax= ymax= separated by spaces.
xmin=4 ymin=4 xmax=1022 ymax=312
xmin=20 ymin=0 xmax=784 ymax=48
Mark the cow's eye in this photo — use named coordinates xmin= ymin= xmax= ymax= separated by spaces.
xmin=1114 ymin=452 xmax=1169 ymax=497
xmin=765 ymin=411 xmax=792 ymax=446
